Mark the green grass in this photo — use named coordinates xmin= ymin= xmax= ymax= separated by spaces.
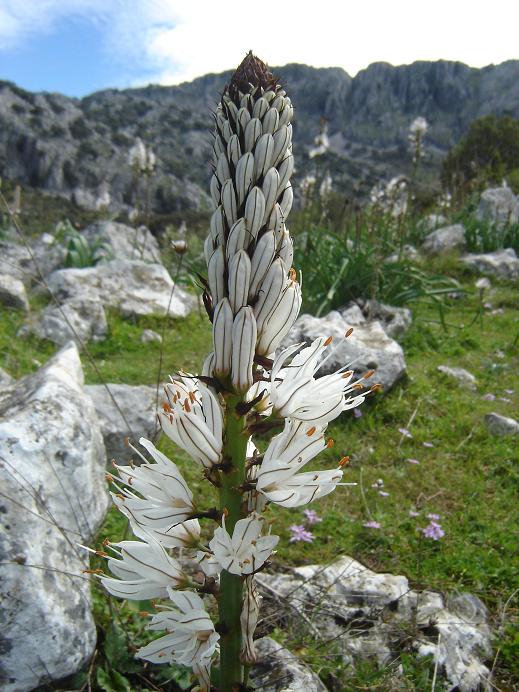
xmin=2 ymin=271 xmax=517 ymax=690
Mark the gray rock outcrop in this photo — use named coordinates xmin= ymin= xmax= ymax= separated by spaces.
xmin=422 ymin=224 xmax=466 ymax=255
xmin=476 ymin=187 xmax=519 ymax=228
xmin=461 ymin=248 xmax=519 ymax=280
xmin=484 ymin=412 xmax=519 ymax=436
xmin=44 ymin=259 xmax=195 ymax=318
xmin=0 ymin=343 xmax=109 ymax=691
xmin=0 ymin=273 xmax=29 ymax=311
xmin=258 ymin=556 xmax=493 ymax=692
xmin=437 ymin=365 xmax=477 ymax=390
xmin=85 ymin=383 xmax=158 ymax=463
xmin=0 ymin=367 xmax=14 ymax=387
xmin=250 ymin=637 xmax=327 ymax=692
xmin=284 ymin=311 xmax=407 ymax=392
xmin=81 ymin=221 xmax=162 ymax=264
xmin=23 ymin=298 xmax=108 ymax=346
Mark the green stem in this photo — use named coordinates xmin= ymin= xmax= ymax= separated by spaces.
xmin=218 ymin=394 xmax=248 ymax=690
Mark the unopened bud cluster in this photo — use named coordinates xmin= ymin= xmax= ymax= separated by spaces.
xmin=96 ymin=53 xmax=372 ymax=691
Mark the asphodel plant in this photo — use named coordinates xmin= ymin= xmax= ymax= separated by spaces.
xmin=96 ymin=53 xmax=373 ymax=691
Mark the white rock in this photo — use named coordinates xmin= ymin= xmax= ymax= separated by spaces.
xmin=437 ymin=365 xmax=477 ymax=390
xmin=484 ymin=412 xmax=519 ymax=436
xmin=461 ymin=248 xmax=519 ymax=280
xmin=0 ymin=235 xmax=66 ymax=285
xmin=0 ymin=343 xmax=109 ymax=691
xmin=284 ymin=311 xmax=407 ymax=392
xmin=476 ymin=187 xmax=519 ymax=228
xmin=81 ymin=220 xmax=162 ymax=264
xmin=0 ymin=366 xmax=14 ymax=387
xmin=85 ymin=383 xmax=159 ymax=463
xmin=44 ymin=259 xmax=195 ymax=318
xmin=258 ymin=556 xmax=492 ymax=692
xmin=140 ymin=328 xmax=163 ymax=343
xmin=422 ymin=224 xmax=466 ymax=255
xmin=23 ymin=298 xmax=108 ymax=346
xmin=0 ymin=273 xmax=29 ymax=311
xmin=385 ymin=244 xmax=420 ymax=264
xmin=251 ymin=637 xmax=328 ymax=692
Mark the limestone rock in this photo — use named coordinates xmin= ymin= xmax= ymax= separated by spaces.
xmin=140 ymin=328 xmax=163 ymax=343
xmin=81 ymin=221 xmax=162 ymax=264
xmin=23 ymin=298 xmax=108 ymax=346
xmin=422 ymin=224 xmax=466 ymax=255
xmin=461 ymin=248 xmax=519 ymax=280
xmin=258 ymin=556 xmax=492 ymax=692
xmin=0 ymin=367 xmax=14 ymax=387
xmin=284 ymin=311 xmax=406 ymax=392
xmin=484 ymin=412 xmax=519 ymax=436
xmin=44 ymin=259 xmax=196 ymax=318
xmin=250 ymin=637 xmax=328 ymax=692
xmin=476 ymin=187 xmax=519 ymax=228
xmin=0 ymin=241 xmax=32 ymax=283
xmin=0 ymin=273 xmax=29 ymax=311
xmin=0 ymin=343 xmax=108 ymax=691
xmin=85 ymin=383 xmax=159 ymax=463
xmin=0 ymin=234 xmax=66 ymax=285
xmin=437 ymin=365 xmax=477 ymax=390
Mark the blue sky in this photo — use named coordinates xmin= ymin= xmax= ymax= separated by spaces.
xmin=0 ymin=0 xmax=518 ymax=98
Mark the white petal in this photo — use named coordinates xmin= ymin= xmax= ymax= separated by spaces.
xmin=253 ymin=133 xmax=274 ymax=179
xmin=231 ymin=307 xmax=257 ymax=393
xmin=207 ymin=245 xmax=226 ymax=305
xmin=279 ymin=183 xmax=294 ymax=219
xmin=216 ymin=152 xmax=231 ymax=186
xmin=210 ymin=174 xmax=220 ymax=208
xmin=277 ymin=153 xmax=294 ymax=195
xmin=221 ymin=178 xmax=237 ymax=227
xmin=262 ymin=107 xmax=280 ymax=135
xmin=249 ymin=230 xmax=276 ymax=298
xmin=244 ymin=117 xmax=262 ymax=152
xmin=272 ymin=125 xmax=291 ymax=166
xmin=253 ymin=258 xmax=287 ymax=330
xmin=235 ymin=152 xmax=254 ymax=205
xmin=252 ymin=97 xmax=269 ymax=119
xmin=262 ymin=168 xmax=280 ymax=224
xmin=228 ymin=250 xmax=251 ymax=314
xmin=212 ymin=298 xmax=233 ymax=377
xmin=227 ymin=133 xmax=241 ymax=167
xmin=210 ymin=206 xmax=225 ymax=244
xmin=236 ymin=106 xmax=251 ymax=137
xmin=226 ymin=218 xmax=248 ymax=260
xmin=244 ymin=186 xmax=266 ymax=240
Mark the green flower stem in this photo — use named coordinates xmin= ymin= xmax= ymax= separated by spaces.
xmin=218 ymin=394 xmax=248 ymax=690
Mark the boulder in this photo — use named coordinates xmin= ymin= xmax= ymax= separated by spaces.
xmin=0 ymin=273 xmax=29 ymax=312
xmin=22 ymin=298 xmax=108 ymax=346
xmin=437 ymin=365 xmax=477 ymax=390
xmin=81 ymin=220 xmax=162 ymax=264
xmin=420 ymin=213 xmax=447 ymax=232
xmin=0 ymin=367 xmax=14 ymax=387
xmin=85 ymin=384 xmax=158 ymax=463
xmin=476 ymin=187 xmax=519 ymax=228
xmin=422 ymin=224 xmax=466 ymax=255
xmin=0 ymin=241 xmax=32 ymax=283
xmin=250 ymin=637 xmax=328 ymax=692
xmin=0 ymin=343 xmax=109 ymax=691
xmin=350 ymin=299 xmax=412 ymax=339
xmin=461 ymin=248 xmax=519 ymax=280
xmin=258 ymin=556 xmax=492 ymax=692
xmin=0 ymin=235 xmax=66 ymax=286
xmin=44 ymin=259 xmax=196 ymax=318
xmin=284 ymin=311 xmax=406 ymax=392
xmin=484 ymin=412 xmax=519 ymax=436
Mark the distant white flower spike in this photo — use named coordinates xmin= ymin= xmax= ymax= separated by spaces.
xmin=160 ymin=377 xmax=223 ymax=468
xmin=100 ymin=539 xmax=186 ymax=600
xmin=137 ymin=589 xmax=219 ymax=671
xmin=208 ymin=514 xmax=279 ymax=575
xmin=256 ymin=420 xmax=343 ymax=507
xmin=111 ymin=437 xmax=195 ymax=533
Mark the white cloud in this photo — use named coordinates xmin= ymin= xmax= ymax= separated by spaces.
xmin=1 ymin=0 xmax=518 ymax=87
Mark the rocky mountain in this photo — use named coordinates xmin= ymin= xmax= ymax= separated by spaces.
xmin=1 ymin=59 xmax=518 ymax=213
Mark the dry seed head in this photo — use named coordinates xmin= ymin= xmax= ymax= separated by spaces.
xmin=227 ymin=51 xmax=279 ymax=104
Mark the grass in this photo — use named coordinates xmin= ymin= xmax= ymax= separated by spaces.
xmin=2 ymin=262 xmax=518 ymax=690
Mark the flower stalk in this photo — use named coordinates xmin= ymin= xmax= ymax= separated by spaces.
xmin=95 ymin=51 xmax=372 ymax=691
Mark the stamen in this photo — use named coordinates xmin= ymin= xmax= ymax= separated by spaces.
xmin=370 ymin=383 xmax=382 ymax=392
xmin=363 ymin=370 xmax=375 ymax=379
xmin=353 ymin=383 xmax=364 ymax=390
xmin=306 ymin=426 xmax=316 ymax=436
xmin=326 ymin=439 xmax=334 ymax=448
xmin=324 ymin=335 xmax=333 ymax=346
xmin=288 ymin=267 xmax=297 ymax=281
xmin=342 ymin=370 xmax=354 ymax=378
xmin=345 ymin=327 xmax=354 ymax=338
xmin=184 ymin=398 xmax=191 ymax=413
xmin=163 ymin=402 xmax=173 ymax=413
xmin=338 ymin=456 xmax=350 ymax=467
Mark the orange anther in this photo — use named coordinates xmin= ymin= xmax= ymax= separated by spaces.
xmin=338 ymin=456 xmax=350 ymax=467
xmin=370 ymin=383 xmax=382 ymax=392
xmin=342 ymin=370 xmax=354 ymax=378
xmin=102 ymin=538 xmax=110 ymax=546
xmin=345 ymin=327 xmax=354 ymax=338
xmin=163 ymin=402 xmax=173 ymax=413
xmin=353 ymin=383 xmax=364 ymax=390
xmin=324 ymin=336 xmax=333 ymax=346
xmin=184 ymin=398 xmax=191 ymax=413
xmin=306 ymin=426 xmax=317 ymax=436
xmin=189 ymin=391 xmax=196 ymax=403
xmin=363 ymin=370 xmax=375 ymax=379
xmin=326 ymin=439 xmax=335 ymax=448
xmin=289 ymin=267 xmax=297 ymax=281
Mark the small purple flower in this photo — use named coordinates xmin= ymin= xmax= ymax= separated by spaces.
xmin=303 ymin=509 xmax=322 ymax=525
xmin=505 ymin=389 xmax=514 ymax=395
xmin=289 ymin=524 xmax=314 ymax=543
xmin=363 ymin=520 xmax=381 ymax=529
xmin=427 ymin=513 xmax=441 ymax=520
xmin=483 ymin=393 xmax=496 ymax=401
xmin=353 ymin=408 xmax=363 ymax=418
xmin=421 ymin=521 xmax=445 ymax=540
xmin=379 ymin=490 xmax=390 ymax=497
xmin=409 ymin=510 xmax=420 ymax=517
xmin=422 ymin=441 xmax=434 ymax=448
xmin=406 ymin=458 xmax=420 ymax=465
xmin=399 ymin=427 xmax=412 ymax=438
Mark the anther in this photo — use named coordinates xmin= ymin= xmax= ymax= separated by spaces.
xmin=342 ymin=370 xmax=354 ymax=378
xmin=306 ymin=426 xmax=316 ymax=436
xmin=353 ymin=383 xmax=364 ymax=390
xmin=363 ymin=370 xmax=375 ymax=379
xmin=324 ymin=336 xmax=333 ymax=346
xmin=345 ymin=327 xmax=354 ymax=338
xmin=370 ymin=383 xmax=382 ymax=392
xmin=338 ymin=456 xmax=350 ymax=467
xmin=326 ymin=439 xmax=335 ymax=448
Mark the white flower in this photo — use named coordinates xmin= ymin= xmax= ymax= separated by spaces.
xmin=129 ymin=517 xmax=201 ymax=550
xmin=409 ymin=116 xmax=428 ymax=136
xmin=111 ymin=437 xmax=195 ymax=533
xmin=268 ymin=337 xmax=368 ymax=424
xmin=208 ymin=514 xmax=279 ymax=575
xmin=100 ymin=539 xmax=186 ymax=600
xmin=160 ymin=377 xmax=223 ymax=469
xmin=256 ymin=420 xmax=343 ymax=507
xmin=231 ymin=306 xmax=257 ymax=392
xmin=137 ymin=589 xmax=219 ymax=670
xmin=241 ymin=576 xmax=261 ymax=663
